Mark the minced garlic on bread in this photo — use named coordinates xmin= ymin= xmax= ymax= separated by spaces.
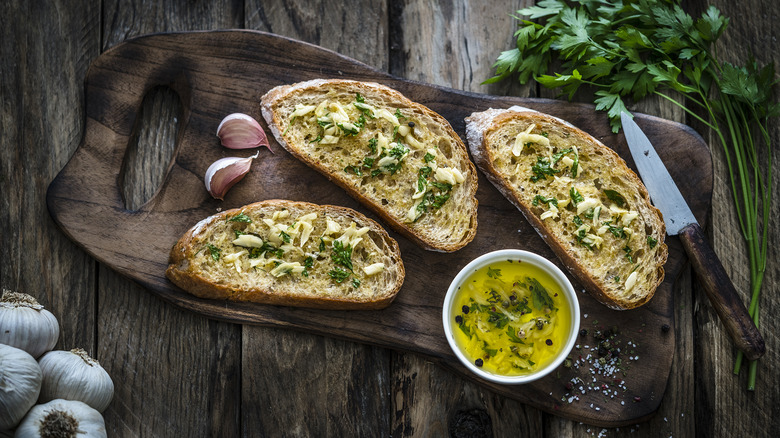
xmin=166 ymin=200 xmax=404 ymax=309
xmin=260 ymin=79 xmax=478 ymax=252
xmin=465 ymin=107 xmax=667 ymax=310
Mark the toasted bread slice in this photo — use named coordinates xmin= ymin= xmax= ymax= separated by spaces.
xmin=166 ymin=200 xmax=404 ymax=309
xmin=465 ymin=107 xmax=668 ymax=310
xmin=261 ymin=79 xmax=478 ymax=252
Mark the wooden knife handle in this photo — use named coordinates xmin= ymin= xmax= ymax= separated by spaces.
xmin=679 ymin=223 xmax=765 ymax=360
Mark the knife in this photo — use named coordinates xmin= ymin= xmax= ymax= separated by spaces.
xmin=620 ymin=112 xmax=765 ymax=361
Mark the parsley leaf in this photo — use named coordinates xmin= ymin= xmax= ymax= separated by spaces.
xmin=205 ymin=244 xmax=221 ymax=261
xmin=647 ymin=235 xmax=658 ymax=249
xmin=530 ymin=156 xmax=560 ymax=182
xmin=570 ymin=187 xmax=584 ymax=206
xmin=328 ymin=268 xmax=351 ymax=283
xmin=532 ymin=194 xmax=558 ymax=207
xmin=331 ymin=240 xmax=354 ymax=272
xmin=487 ymin=267 xmax=502 ymax=279
xmin=603 ymin=189 xmax=626 ymax=207
xmin=228 ymin=213 xmax=252 ymax=223
xmin=527 ymin=277 xmax=555 ymax=311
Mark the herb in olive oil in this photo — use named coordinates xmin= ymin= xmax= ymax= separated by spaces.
xmin=451 ymin=260 xmax=571 ymax=376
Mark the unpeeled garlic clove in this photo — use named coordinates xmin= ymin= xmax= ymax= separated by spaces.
xmin=204 ymin=153 xmax=259 ymax=200
xmin=217 ymin=113 xmax=271 ymax=151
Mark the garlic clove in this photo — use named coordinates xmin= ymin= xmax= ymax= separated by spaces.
xmin=0 ymin=344 xmax=42 ymax=430
xmin=204 ymin=152 xmax=259 ymax=200
xmin=216 ymin=113 xmax=271 ymax=151
xmin=0 ymin=289 xmax=60 ymax=358
xmin=38 ymin=348 xmax=114 ymax=413
xmin=15 ymin=399 xmax=106 ymax=438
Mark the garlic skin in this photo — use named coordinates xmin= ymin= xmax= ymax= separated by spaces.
xmin=38 ymin=348 xmax=114 ymax=413
xmin=14 ymin=399 xmax=106 ymax=438
xmin=0 ymin=344 xmax=42 ymax=430
xmin=0 ymin=289 xmax=59 ymax=358
xmin=216 ymin=113 xmax=271 ymax=150
xmin=204 ymin=152 xmax=259 ymax=200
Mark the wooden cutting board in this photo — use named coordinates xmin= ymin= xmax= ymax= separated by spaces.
xmin=46 ymin=30 xmax=712 ymax=427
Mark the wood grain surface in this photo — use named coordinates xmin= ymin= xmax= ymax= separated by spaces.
xmin=2 ymin=0 xmax=778 ymax=437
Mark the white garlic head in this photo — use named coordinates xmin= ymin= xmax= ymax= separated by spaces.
xmin=38 ymin=348 xmax=114 ymax=413
xmin=0 ymin=343 xmax=43 ymax=430
xmin=14 ymin=399 xmax=107 ymax=438
xmin=0 ymin=289 xmax=60 ymax=358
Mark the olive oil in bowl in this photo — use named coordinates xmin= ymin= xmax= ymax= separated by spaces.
xmin=443 ymin=250 xmax=580 ymax=384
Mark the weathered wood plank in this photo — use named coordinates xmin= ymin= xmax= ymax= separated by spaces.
xmin=98 ymin=1 xmax=244 ymax=436
xmin=243 ymin=1 xmax=393 ymax=436
xmin=0 ymin=0 xmax=99 ymax=369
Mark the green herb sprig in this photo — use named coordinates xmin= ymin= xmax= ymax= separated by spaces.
xmin=487 ymin=0 xmax=777 ymax=390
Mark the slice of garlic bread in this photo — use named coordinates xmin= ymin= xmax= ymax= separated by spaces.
xmin=261 ymin=79 xmax=478 ymax=252
xmin=465 ymin=107 xmax=667 ymax=310
xmin=166 ymin=200 xmax=404 ymax=309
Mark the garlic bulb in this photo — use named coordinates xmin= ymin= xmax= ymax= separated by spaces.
xmin=0 ymin=289 xmax=59 ymax=358
xmin=0 ymin=344 xmax=42 ymax=430
xmin=216 ymin=113 xmax=271 ymax=150
xmin=14 ymin=399 xmax=106 ymax=438
xmin=38 ymin=348 xmax=114 ymax=413
xmin=204 ymin=152 xmax=259 ymax=200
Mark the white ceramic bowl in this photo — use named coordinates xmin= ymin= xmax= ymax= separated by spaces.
xmin=442 ymin=249 xmax=580 ymax=384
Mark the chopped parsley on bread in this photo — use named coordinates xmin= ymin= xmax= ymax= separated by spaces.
xmin=466 ymin=107 xmax=667 ymax=310
xmin=166 ymin=200 xmax=405 ymax=309
xmin=261 ymin=79 xmax=478 ymax=252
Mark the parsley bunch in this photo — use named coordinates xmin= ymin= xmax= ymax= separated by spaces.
xmin=487 ymin=0 xmax=778 ymax=390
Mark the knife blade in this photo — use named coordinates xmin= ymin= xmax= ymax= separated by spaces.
xmin=621 ymin=112 xmax=765 ymax=361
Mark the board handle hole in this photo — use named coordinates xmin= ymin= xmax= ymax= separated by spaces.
xmin=120 ymin=86 xmax=183 ymax=211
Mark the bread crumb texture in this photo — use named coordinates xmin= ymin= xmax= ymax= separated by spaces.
xmin=261 ymin=79 xmax=478 ymax=252
xmin=166 ymin=200 xmax=404 ymax=309
xmin=466 ymin=109 xmax=667 ymax=309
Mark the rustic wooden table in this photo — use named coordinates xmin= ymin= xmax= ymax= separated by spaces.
xmin=2 ymin=1 xmax=777 ymax=436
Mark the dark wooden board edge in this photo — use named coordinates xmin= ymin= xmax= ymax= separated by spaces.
xmin=45 ymin=30 xmax=712 ymax=427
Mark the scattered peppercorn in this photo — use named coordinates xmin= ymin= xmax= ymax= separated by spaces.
xmin=565 ymin=381 xmax=574 ymax=391
xmin=475 ymin=358 xmax=483 ymax=367
xmin=462 ymin=305 xmax=470 ymax=314
xmin=662 ymin=324 xmax=670 ymax=333
xmin=455 ymin=315 xmax=463 ymax=324
xmin=579 ymin=329 xmax=588 ymax=337
xmin=546 ymin=339 xmax=553 ymax=346
xmin=408 ymin=121 xmax=415 ymax=127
